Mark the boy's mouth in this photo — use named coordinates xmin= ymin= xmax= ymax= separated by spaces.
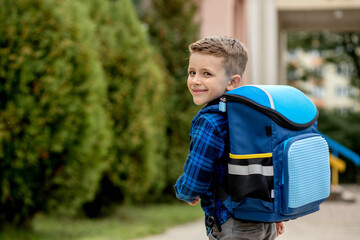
xmin=192 ymin=89 xmax=207 ymax=95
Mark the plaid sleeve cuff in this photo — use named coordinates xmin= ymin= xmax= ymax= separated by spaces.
xmin=174 ymin=177 xmax=198 ymax=203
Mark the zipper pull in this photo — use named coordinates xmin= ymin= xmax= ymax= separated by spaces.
xmin=219 ymin=97 xmax=226 ymax=112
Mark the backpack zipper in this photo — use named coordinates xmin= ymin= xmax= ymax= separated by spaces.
xmin=222 ymin=94 xmax=318 ymax=130
xmin=219 ymin=97 xmax=227 ymax=112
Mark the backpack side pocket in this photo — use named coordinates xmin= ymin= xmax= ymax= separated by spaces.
xmin=281 ymin=133 xmax=330 ymax=215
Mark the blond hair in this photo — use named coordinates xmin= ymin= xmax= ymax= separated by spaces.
xmin=189 ymin=36 xmax=248 ymax=79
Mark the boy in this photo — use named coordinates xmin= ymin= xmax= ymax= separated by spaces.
xmin=175 ymin=36 xmax=284 ymax=239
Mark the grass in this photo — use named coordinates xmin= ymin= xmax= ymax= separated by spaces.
xmin=0 ymin=203 xmax=204 ymax=240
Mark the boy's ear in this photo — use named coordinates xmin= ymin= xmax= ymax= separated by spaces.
xmin=226 ymin=75 xmax=241 ymax=91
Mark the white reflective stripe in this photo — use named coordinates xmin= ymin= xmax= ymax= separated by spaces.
xmin=253 ymin=85 xmax=275 ymax=110
xmin=228 ymin=164 xmax=274 ymax=176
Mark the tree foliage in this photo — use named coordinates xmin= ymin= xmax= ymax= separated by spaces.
xmin=0 ymin=0 xmax=111 ymax=226
xmin=0 ymin=0 xmax=169 ymax=225
xmin=135 ymin=0 xmax=200 ymax=193
xmin=318 ymin=109 xmax=360 ymax=182
xmin=81 ymin=0 xmax=167 ymax=211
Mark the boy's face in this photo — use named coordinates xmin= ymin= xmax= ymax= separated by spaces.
xmin=187 ymin=52 xmax=230 ymax=105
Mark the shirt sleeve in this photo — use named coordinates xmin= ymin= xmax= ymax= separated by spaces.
xmin=174 ymin=116 xmax=226 ymax=203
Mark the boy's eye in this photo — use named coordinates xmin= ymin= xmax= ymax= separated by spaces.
xmin=204 ymin=72 xmax=212 ymax=77
xmin=188 ymin=71 xmax=196 ymax=76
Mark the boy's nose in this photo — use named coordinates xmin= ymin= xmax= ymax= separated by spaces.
xmin=191 ymin=75 xmax=202 ymax=85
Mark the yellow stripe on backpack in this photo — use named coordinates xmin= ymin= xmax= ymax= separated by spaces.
xmin=229 ymin=153 xmax=273 ymax=159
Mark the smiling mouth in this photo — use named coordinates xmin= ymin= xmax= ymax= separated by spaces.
xmin=192 ymin=89 xmax=207 ymax=95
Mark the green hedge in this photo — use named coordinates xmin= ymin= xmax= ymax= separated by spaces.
xmin=137 ymin=0 xmax=200 ymax=195
xmin=0 ymin=0 xmax=111 ymax=226
xmin=0 ymin=0 xmax=170 ymax=225
xmin=83 ymin=0 xmax=167 ymax=206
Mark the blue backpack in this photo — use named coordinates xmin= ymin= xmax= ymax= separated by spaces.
xmin=217 ymin=85 xmax=331 ymax=222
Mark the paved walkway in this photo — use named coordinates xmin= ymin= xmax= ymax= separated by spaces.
xmin=134 ymin=185 xmax=360 ymax=240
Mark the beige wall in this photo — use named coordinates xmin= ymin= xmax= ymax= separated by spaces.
xmin=196 ymin=0 xmax=278 ymax=85
xmin=276 ymin=0 xmax=360 ymax=10
xmin=197 ymin=0 xmax=249 ymax=84
xmin=199 ymin=0 xmax=234 ymax=37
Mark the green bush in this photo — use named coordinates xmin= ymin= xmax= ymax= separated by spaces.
xmin=0 ymin=0 xmax=111 ymax=226
xmin=318 ymin=109 xmax=360 ymax=182
xmin=82 ymin=0 xmax=167 ymax=213
xmin=136 ymin=0 xmax=200 ymax=195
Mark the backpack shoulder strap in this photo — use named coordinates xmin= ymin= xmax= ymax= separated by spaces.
xmin=192 ymin=98 xmax=223 ymax=124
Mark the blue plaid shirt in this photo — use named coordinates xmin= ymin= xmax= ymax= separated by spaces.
xmin=175 ymin=103 xmax=232 ymax=233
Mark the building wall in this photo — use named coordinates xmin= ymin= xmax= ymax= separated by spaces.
xmin=276 ymin=0 xmax=360 ymax=10
xmin=322 ymin=65 xmax=360 ymax=112
xmin=197 ymin=0 xmax=250 ymax=85
xmin=287 ymin=49 xmax=360 ymax=111
xmin=247 ymin=0 xmax=278 ymax=85
xmin=197 ymin=0 xmax=278 ymax=85
xmin=196 ymin=0 xmax=360 ymax=85
xmin=199 ymin=0 xmax=235 ymax=38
